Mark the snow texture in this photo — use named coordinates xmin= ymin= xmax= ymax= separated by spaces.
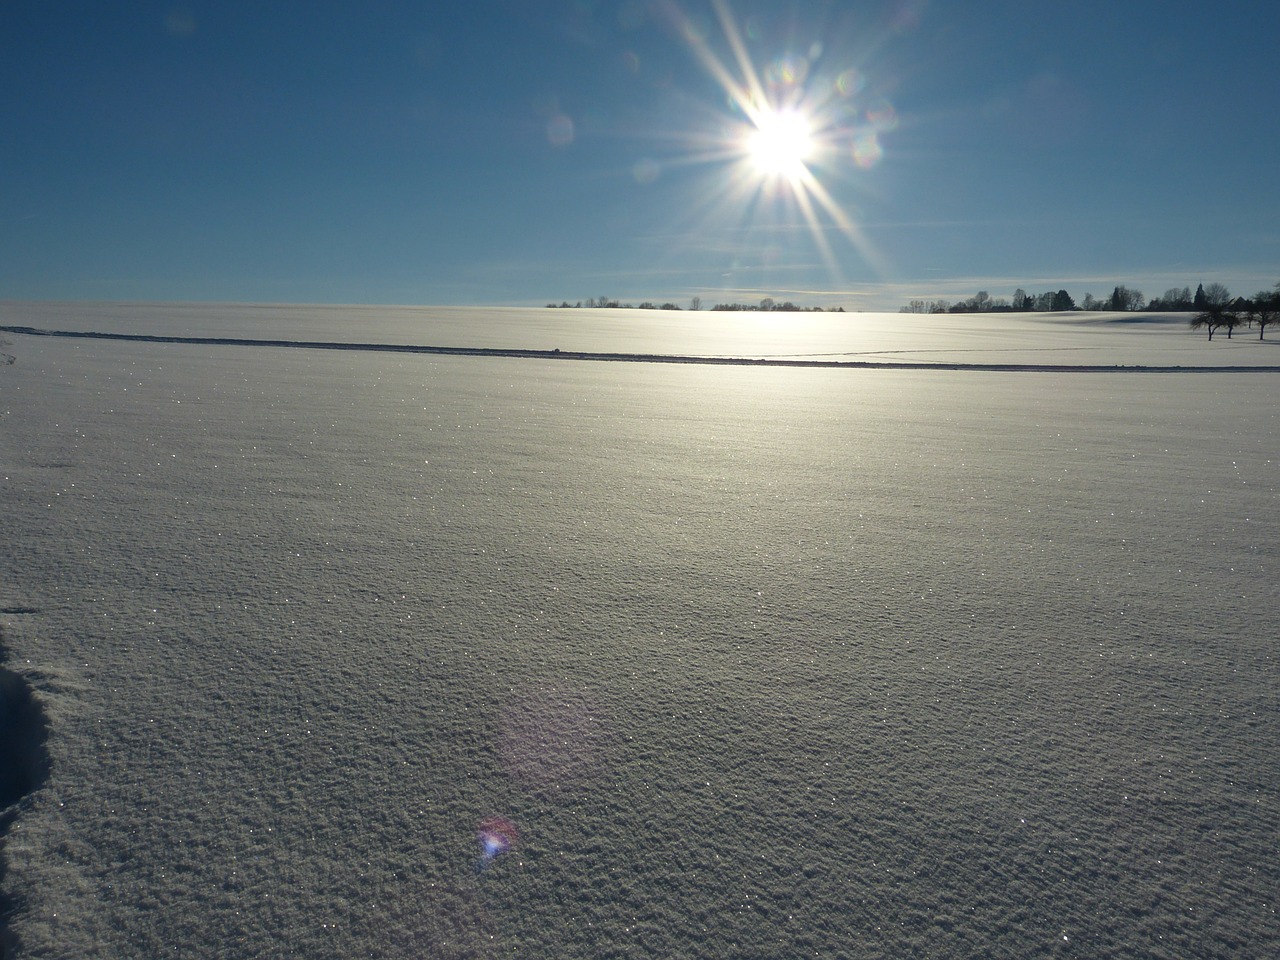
xmin=0 ymin=303 xmax=1277 ymax=958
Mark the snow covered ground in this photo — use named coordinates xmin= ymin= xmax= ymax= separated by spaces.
xmin=1 ymin=303 xmax=1277 ymax=958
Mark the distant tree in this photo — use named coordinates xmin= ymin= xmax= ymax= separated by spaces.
xmin=1109 ymin=285 xmax=1144 ymax=310
xmin=1156 ymin=286 xmax=1193 ymax=310
xmin=929 ymin=300 xmax=950 ymax=314
xmin=1193 ymin=283 xmax=1207 ymax=309
xmin=1081 ymin=293 xmax=1099 ymax=310
xmin=1012 ymin=288 xmax=1030 ymax=311
xmin=1190 ymin=306 xmax=1239 ymax=340
xmin=1189 ymin=310 xmax=1219 ymax=340
xmin=948 ymin=291 xmax=993 ymax=313
xmin=1202 ymin=282 xmax=1231 ymax=308
xmin=690 ymin=296 xmax=701 ymax=311
xmin=759 ymin=297 xmax=775 ymax=311
xmin=1240 ymin=299 xmax=1259 ymax=331
xmin=1252 ymin=287 xmax=1280 ymax=340
xmin=1051 ymin=289 xmax=1076 ymax=311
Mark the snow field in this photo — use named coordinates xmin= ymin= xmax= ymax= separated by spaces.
xmin=0 ymin=307 xmax=1277 ymax=958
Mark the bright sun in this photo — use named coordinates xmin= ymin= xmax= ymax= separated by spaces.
xmin=746 ymin=108 xmax=814 ymax=178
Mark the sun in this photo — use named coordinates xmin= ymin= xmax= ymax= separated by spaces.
xmin=657 ymin=0 xmax=895 ymax=278
xmin=746 ymin=107 xmax=814 ymax=179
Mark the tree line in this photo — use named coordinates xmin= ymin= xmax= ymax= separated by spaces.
xmin=899 ymin=281 xmax=1280 ymax=340
xmin=546 ymin=296 xmax=844 ymax=312
xmin=1187 ymin=282 xmax=1280 ymax=340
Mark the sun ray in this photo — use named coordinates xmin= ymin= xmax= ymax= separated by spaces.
xmin=654 ymin=0 xmax=895 ymax=290
xmin=711 ymin=0 xmax=770 ymax=126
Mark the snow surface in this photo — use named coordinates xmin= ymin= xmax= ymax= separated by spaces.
xmin=1 ymin=304 xmax=1278 ymax=958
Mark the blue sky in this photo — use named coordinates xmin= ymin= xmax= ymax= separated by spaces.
xmin=3 ymin=0 xmax=1277 ymax=310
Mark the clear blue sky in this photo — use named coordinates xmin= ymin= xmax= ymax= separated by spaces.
xmin=3 ymin=0 xmax=1277 ymax=309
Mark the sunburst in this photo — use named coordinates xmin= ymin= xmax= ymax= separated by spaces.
xmin=658 ymin=0 xmax=894 ymax=281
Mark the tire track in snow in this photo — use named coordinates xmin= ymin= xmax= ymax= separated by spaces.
xmin=3 ymin=325 xmax=1279 ymax=372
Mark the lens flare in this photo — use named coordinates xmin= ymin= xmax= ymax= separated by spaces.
xmin=476 ymin=815 xmax=518 ymax=870
xmin=546 ymin=114 xmax=575 ymax=147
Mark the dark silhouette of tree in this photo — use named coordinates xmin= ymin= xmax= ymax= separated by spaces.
xmin=948 ymin=291 xmax=995 ymax=312
xmin=1202 ymin=283 xmax=1231 ymax=308
xmin=1251 ymin=285 xmax=1280 ymax=340
xmin=1109 ymin=285 xmax=1145 ymax=311
xmin=1191 ymin=306 xmax=1240 ymax=340
xmin=710 ymin=300 xmax=841 ymax=312
xmin=690 ymin=296 xmax=701 ymax=311
xmin=1152 ymin=286 xmax=1193 ymax=310
xmin=893 ymin=279 xmax=1268 ymax=339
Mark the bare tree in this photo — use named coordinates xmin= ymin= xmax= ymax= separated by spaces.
xmin=1156 ymin=286 xmax=1193 ymax=310
xmin=1108 ymin=285 xmax=1145 ymax=310
xmin=1191 ymin=306 xmax=1240 ymax=340
xmin=1202 ymin=282 xmax=1232 ymax=308
xmin=1252 ymin=287 xmax=1280 ymax=340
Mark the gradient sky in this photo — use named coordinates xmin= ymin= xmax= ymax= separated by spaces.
xmin=3 ymin=0 xmax=1277 ymax=310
